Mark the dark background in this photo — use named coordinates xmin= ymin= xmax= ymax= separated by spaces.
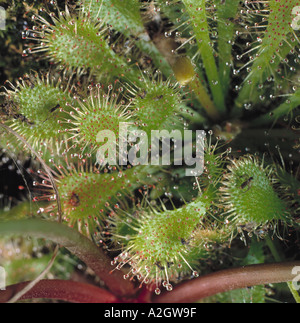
xmin=0 ymin=1 xmax=43 ymax=205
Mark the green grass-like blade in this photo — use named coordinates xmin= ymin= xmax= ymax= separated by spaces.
xmin=182 ymin=0 xmax=226 ymax=114
xmin=234 ymin=0 xmax=299 ymax=111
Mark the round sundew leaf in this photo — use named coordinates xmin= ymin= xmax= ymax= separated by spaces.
xmin=222 ymin=156 xmax=291 ymax=228
xmin=41 ymin=14 xmax=140 ymax=82
xmin=3 ymin=76 xmax=75 ymax=150
xmin=110 ymin=197 xmax=228 ymax=292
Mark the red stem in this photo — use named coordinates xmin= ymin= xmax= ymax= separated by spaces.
xmin=1 ymin=262 xmax=299 ymax=303
xmin=0 ymin=219 xmax=138 ymax=298
xmin=0 ymin=280 xmax=120 ymax=304
xmin=153 ymin=262 xmax=300 ymax=303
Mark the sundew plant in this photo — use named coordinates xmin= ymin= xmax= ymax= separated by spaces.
xmin=0 ymin=0 xmax=300 ymax=304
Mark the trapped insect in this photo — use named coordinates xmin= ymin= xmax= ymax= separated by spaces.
xmin=240 ymin=176 xmax=254 ymax=192
xmin=69 ymin=192 xmax=80 ymax=207
xmin=42 ymin=104 xmax=61 ymax=123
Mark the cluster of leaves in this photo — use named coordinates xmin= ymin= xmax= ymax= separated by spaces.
xmin=0 ymin=0 xmax=300 ymax=303
xmin=0 ymin=1 xmax=48 ymax=88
